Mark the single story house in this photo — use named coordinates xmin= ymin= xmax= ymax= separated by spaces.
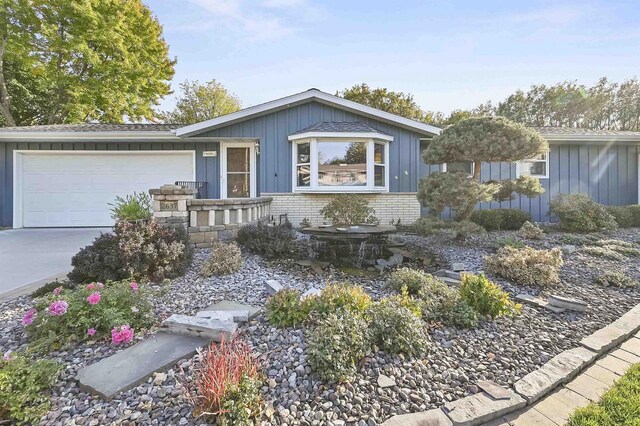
xmin=0 ymin=88 xmax=639 ymax=228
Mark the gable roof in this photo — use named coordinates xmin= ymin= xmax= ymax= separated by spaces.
xmin=176 ymin=89 xmax=441 ymax=138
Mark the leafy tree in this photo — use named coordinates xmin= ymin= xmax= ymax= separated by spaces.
xmin=339 ymin=83 xmax=427 ymax=121
xmin=0 ymin=0 xmax=175 ymax=126
xmin=420 ymin=116 xmax=547 ymax=220
xmin=159 ymin=79 xmax=241 ymax=124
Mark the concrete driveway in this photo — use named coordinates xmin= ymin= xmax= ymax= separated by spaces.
xmin=0 ymin=228 xmax=107 ymax=298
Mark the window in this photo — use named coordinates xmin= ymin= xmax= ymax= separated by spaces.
xmin=293 ymin=139 xmax=389 ymax=192
xmin=443 ymin=161 xmax=475 ymax=176
xmin=517 ymin=152 xmax=549 ymax=178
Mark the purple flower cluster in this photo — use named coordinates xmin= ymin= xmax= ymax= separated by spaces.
xmin=21 ymin=308 xmax=37 ymax=325
xmin=48 ymin=300 xmax=69 ymax=316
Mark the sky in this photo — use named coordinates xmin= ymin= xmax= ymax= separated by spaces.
xmin=146 ymin=0 xmax=640 ymax=114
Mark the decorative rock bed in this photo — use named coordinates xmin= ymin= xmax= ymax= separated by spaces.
xmin=1 ymin=228 xmax=640 ymax=425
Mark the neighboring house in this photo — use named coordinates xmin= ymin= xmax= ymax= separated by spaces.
xmin=0 ymin=88 xmax=639 ymax=228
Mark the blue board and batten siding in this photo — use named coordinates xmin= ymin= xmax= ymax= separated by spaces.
xmin=198 ymin=101 xmax=426 ymax=194
xmin=0 ymin=141 xmax=220 ymax=227
xmin=420 ymin=142 xmax=640 ymax=222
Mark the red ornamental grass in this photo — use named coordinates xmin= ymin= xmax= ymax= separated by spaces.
xmin=186 ymin=336 xmax=260 ymax=417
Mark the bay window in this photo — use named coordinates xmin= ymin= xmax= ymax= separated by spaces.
xmin=292 ymin=138 xmax=389 ymax=192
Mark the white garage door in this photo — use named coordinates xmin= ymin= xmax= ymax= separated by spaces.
xmin=16 ymin=151 xmax=195 ymax=227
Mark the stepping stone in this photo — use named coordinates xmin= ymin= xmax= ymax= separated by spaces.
xmin=452 ymin=263 xmax=466 ymax=272
xmin=76 ymin=332 xmax=206 ymax=400
xmin=443 ymin=388 xmax=525 ymax=425
xmin=515 ymin=294 xmax=565 ymax=314
xmin=548 ymin=295 xmax=587 ymax=312
xmin=160 ymin=314 xmax=237 ymax=341
xmin=265 ymin=279 xmax=283 ymax=295
xmin=195 ymin=309 xmax=250 ymax=322
xmin=434 ymin=269 xmax=462 ymax=280
xmin=205 ymin=300 xmax=261 ymax=320
xmin=377 ymin=374 xmax=396 ymax=388
xmin=381 ymin=408 xmax=452 ymax=426
xmin=476 ymin=380 xmax=512 ymax=401
xmin=302 ymin=288 xmax=321 ymax=299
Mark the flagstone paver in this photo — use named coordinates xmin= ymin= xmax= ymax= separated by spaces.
xmin=160 ymin=314 xmax=237 ymax=340
xmin=532 ymin=388 xmax=590 ymax=426
xmin=444 ymin=389 xmax=526 ymax=425
xmin=565 ymin=373 xmax=612 ymax=401
xmin=502 ymin=406 xmax=556 ymax=425
xmin=381 ymin=408 xmax=453 ymax=426
xmin=596 ymin=353 xmax=632 ymax=376
xmin=582 ymin=363 xmax=621 ymax=385
xmin=205 ymin=300 xmax=261 ymax=319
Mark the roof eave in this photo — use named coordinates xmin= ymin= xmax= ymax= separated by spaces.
xmin=0 ymin=131 xmax=185 ymax=142
xmin=288 ymin=131 xmax=394 ymax=141
xmin=544 ymin=134 xmax=640 ymax=143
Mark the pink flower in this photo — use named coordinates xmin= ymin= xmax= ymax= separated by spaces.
xmin=87 ymin=328 xmax=97 ymax=336
xmin=130 ymin=281 xmax=139 ymax=292
xmin=111 ymin=325 xmax=134 ymax=345
xmin=3 ymin=350 xmax=13 ymax=361
xmin=86 ymin=283 xmax=97 ymax=291
xmin=21 ymin=308 xmax=37 ymax=325
xmin=53 ymin=286 xmax=63 ymax=295
xmin=49 ymin=300 xmax=69 ymax=316
xmin=97 ymin=282 xmax=104 ymax=289
xmin=87 ymin=292 xmax=101 ymax=305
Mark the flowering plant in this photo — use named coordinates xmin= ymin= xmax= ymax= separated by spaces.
xmin=24 ymin=280 xmax=154 ymax=353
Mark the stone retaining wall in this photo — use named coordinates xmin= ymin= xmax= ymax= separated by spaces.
xmin=150 ymin=185 xmax=272 ymax=248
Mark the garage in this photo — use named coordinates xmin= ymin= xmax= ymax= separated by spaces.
xmin=13 ymin=151 xmax=195 ymax=227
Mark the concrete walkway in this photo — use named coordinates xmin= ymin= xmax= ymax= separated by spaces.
xmin=0 ymin=228 xmax=107 ymax=299
xmin=487 ymin=332 xmax=640 ymax=425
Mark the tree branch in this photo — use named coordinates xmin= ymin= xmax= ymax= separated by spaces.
xmin=0 ymin=25 xmax=16 ymax=126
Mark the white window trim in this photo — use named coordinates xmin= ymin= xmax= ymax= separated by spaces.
xmin=516 ymin=151 xmax=550 ymax=179
xmin=220 ymin=142 xmax=257 ymax=198
xmin=442 ymin=161 xmax=475 ymax=176
xmin=291 ymin=137 xmax=390 ymax=193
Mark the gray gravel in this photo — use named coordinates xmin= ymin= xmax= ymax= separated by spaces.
xmin=1 ymin=229 xmax=640 ymax=425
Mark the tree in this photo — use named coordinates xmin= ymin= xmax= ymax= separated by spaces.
xmin=0 ymin=0 xmax=175 ymax=126
xmin=419 ymin=116 xmax=548 ymax=220
xmin=338 ymin=83 xmax=426 ymax=121
xmin=159 ymin=79 xmax=241 ymax=124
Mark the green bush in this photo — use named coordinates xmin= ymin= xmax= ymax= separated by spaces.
xmin=388 ymin=268 xmax=444 ymax=296
xmin=459 ymin=273 xmax=521 ymax=318
xmin=606 ymin=206 xmax=635 ymax=228
xmin=595 ymin=272 xmax=637 ymax=288
xmin=25 ymin=279 xmax=154 ymax=352
xmin=549 ymin=193 xmax=618 ymax=233
xmin=320 ymin=194 xmax=378 ymax=226
xmin=581 ymin=240 xmax=640 ymax=261
xmin=494 ymin=236 xmax=526 ymax=249
xmin=518 ymin=221 xmax=545 ymax=239
xmin=470 ymin=209 xmax=531 ymax=231
xmin=200 ymin=241 xmax=243 ymax=276
xmin=416 ymin=276 xmax=478 ymax=328
xmin=409 ymin=217 xmax=449 ymax=236
xmin=109 ymin=192 xmax=152 ymax=221
xmin=236 ymin=221 xmax=304 ymax=260
xmin=451 ymin=220 xmax=486 ymax=241
xmin=266 ymin=289 xmax=312 ymax=328
xmin=31 ymin=279 xmax=77 ymax=299
xmin=0 ymin=353 xmax=61 ymax=425
xmin=307 ymin=310 xmax=370 ymax=382
xmin=309 ymin=283 xmax=372 ymax=317
xmin=484 ymin=246 xmax=564 ymax=287
xmin=581 ymin=246 xmax=625 ymax=261
xmin=368 ymin=299 xmax=429 ymax=357
xmin=69 ymin=220 xmax=193 ymax=283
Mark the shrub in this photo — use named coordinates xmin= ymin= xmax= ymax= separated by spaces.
xmin=109 ymin=192 xmax=152 ymax=221
xmin=484 ymin=246 xmax=564 ymax=287
xmin=595 ymin=272 xmax=637 ymax=288
xmin=416 ymin=276 xmax=478 ymax=328
xmin=459 ymin=273 xmax=521 ymax=318
xmin=383 ymin=287 xmax=423 ymax=318
xmin=494 ymin=236 xmax=526 ymax=249
xmin=200 ymin=241 xmax=243 ymax=276
xmin=368 ymin=299 xmax=429 ymax=357
xmin=470 ymin=209 xmax=531 ymax=231
xmin=25 ymin=280 xmax=154 ymax=352
xmin=310 ymin=283 xmax=372 ymax=317
xmin=185 ymin=337 xmax=262 ymax=424
xmin=69 ymin=220 xmax=193 ymax=283
xmin=320 ymin=194 xmax=378 ymax=226
xmin=581 ymin=246 xmax=625 ymax=261
xmin=388 ymin=268 xmax=444 ymax=296
xmin=236 ymin=221 xmax=304 ymax=260
xmin=409 ymin=217 xmax=449 ymax=236
xmin=0 ymin=353 xmax=61 ymax=425
xmin=592 ymin=239 xmax=640 ymax=257
xmin=307 ymin=310 xmax=369 ymax=382
xmin=518 ymin=221 xmax=545 ymax=239
xmin=549 ymin=193 xmax=618 ymax=233
xmin=451 ymin=220 xmax=486 ymax=241
xmin=31 ymin=279 xmax=77 ymax=299
xmin=606 ymin=206 xmax=635 ymax=228
xmin=266 ymin=289 xmax=312 ymax=328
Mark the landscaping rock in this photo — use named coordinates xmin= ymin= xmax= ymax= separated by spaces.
xmin=195 ymin=309 xmax=250 ymax=322
xmin=580 ymin=305 xmax=640 ymax=353
xmin=377 ymin=374 xmax=396 ymax=388
xmin=548 ymin=295 xmax=588 ymax=312
xmin=76 ymin=332 xmax=206 ymax=400
xmin=560 ymin=244 xmax=577 ymax=254
xmin=381 ymin=409 xmax=452 ymax=426
xmin=476 ymin=381 xmax=511 ymax=401
xmin=515 ymin=294 xmax=565 ymax=314
xmin=205 ymin=300 xmax=261 ymax=320
xmin=265 ymin=279 xmax=284 ymax=295
xmin=514 ymin=346 xmax=598 ymax=403
xmin=302 ymin=288 xmax=321 ymax=299
xmin=443 ymin=389 xmax=525 ymax=425
xmin=451 ymin=263 xmax=466 ymax=272
xmin=160 ymin=314 xmax=237 ymax=341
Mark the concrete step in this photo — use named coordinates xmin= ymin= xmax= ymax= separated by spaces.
xmin=160 ymin=314 xmax=237 ymax=341
xmin=76 ymin=332 xmax=206 ymax=400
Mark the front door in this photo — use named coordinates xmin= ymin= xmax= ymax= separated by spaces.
xmin=221 ymin=143 xmax=256 ymax=198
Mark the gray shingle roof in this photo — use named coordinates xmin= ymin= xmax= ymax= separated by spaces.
xmin=0 ymin=123 xmax=180 ymax=132
xmin=291 ymin=121 xmax=392 ymax=135
xmin=532 ymin=126 xmax=640 ymax=137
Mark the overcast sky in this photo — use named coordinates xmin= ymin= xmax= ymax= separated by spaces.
xmin=147 ymin=0 xmax=640 ymax=114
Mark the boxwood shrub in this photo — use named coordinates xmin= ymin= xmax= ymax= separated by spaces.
xmin=470 ymin=209 xmax=531 ymax=231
